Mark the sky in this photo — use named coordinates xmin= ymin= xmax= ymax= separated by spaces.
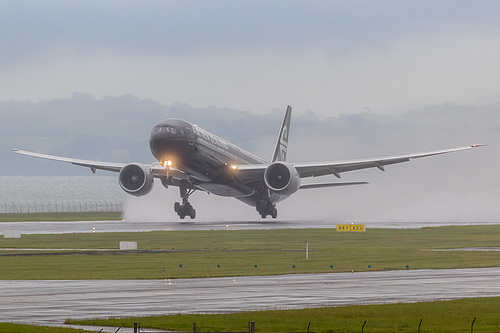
xmin=2 ymin=1 xmax=500 ymax=116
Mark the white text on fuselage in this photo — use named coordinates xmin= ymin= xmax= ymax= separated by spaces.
xmin=192 ymin=125 xmax=229 ymax=150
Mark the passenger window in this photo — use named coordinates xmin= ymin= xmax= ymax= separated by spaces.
xmin=153 ymin=126 xmax=177 ymax=134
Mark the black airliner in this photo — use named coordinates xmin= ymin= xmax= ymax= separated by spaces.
xmin=14 ymin=106 xmax=484 ymax=219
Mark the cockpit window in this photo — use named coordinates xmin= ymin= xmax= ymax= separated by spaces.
xmin=153 ymin=126 xmax=177 ymax=134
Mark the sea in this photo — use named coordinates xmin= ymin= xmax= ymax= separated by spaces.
xmin=0 ymin=176 xmax=125 ymax=213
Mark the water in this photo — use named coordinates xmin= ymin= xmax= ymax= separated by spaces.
xmin=0 ymin=176 xmax=125 ymax=213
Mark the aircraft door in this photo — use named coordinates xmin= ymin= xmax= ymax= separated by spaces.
xmin=186 ymin=127 xmax=194 ymax=145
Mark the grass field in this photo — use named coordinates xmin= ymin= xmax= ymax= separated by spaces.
xmin=68 ymin=297 xmax=500 ymax=333
xmin=0 ymin=211 xmax=122 ymax=222
xmin=2 ymin=224 xmax=500 ymax=332
xmin=0 ymin=323 xmax=94 ymax=333
xmin=0 ymin=225 xmax=499 ymax=279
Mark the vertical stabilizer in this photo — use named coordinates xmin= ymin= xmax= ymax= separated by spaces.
xmin=271 ymin=105 xmax=292 ymax=162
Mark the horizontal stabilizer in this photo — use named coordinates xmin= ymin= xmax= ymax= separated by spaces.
xmin=300 ymin=181 xmax=368 ymax=190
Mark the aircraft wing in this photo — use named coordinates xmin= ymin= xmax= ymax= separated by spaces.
xmin=13 ymin=149 xmax=126 ymax=173
xmin=293 ymin=144 xmax=485 ymax=179
xmin=233 ymin=144 xmax=485 ymax=183
xmin=12 ymin=148 xmax=188 ymax=181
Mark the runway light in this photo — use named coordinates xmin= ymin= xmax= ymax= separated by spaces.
xmin=226 ymin=224 xmax=229 ymax=228
xmin=92 ymin=227 xmax=95 ymax=233
xmin=122 ymin=219 xmax=125 ymax=222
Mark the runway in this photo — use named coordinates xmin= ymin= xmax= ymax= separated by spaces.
xmin=2 ymin=219 xmax=499 ymax=235
xmin=2 ymin=267 xmax=500 ymax=326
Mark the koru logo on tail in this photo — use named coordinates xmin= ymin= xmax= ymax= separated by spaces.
xmin=279 ymin=125 xmax=288 ymax=161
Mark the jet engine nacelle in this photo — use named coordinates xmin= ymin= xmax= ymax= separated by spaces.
xmin=118 ymin=163 xmax=154 ymax=197
xmin=264 ymin=161 xmax=301 ymax=195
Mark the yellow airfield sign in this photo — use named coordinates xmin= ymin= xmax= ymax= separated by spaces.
xmin=336 ymin=224 xmax=365 ymax=232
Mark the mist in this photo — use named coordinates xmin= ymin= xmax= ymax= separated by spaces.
xmin=3 ymin=96 xmax=498 ymax=223
xmin=123 ymin=106 xmax=497 ymax=223
xmin=3 ymin=1 xmax=500 ymax=223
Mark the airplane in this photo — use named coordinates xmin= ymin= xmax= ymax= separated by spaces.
xmin=13 ymin=105 xmax=485 ymax=219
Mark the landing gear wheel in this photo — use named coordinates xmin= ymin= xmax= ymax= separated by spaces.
xmin=174 ymin=180 xmax=197 ymax=219
xmin=183 ymin=202 xmax=196 ymax=219
xmin=256 ymin=199 xmax=278 ymax=219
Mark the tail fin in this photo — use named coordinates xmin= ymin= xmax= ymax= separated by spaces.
xmin=271 ymin=105 xmax=292 ymax=162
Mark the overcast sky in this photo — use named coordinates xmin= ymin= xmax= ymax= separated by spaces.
xmin=2 ymin=1 xmax=500 ymax=116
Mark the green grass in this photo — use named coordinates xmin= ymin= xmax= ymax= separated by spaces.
xmin=69 ymin=297 xmax=500 ymax=333
xmin=0 ymin=323 xmax=94 ymax=333
xmin=0 ymin=211 xmax=122 ymax=222
xmin=0 ymin=225 xmax=499 ymax=279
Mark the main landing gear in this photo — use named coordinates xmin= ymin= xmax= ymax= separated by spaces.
xmin=256 ymin=199 xmax=277 ymax=219
xmin=174 ymin=180 xmax=196 ymax=219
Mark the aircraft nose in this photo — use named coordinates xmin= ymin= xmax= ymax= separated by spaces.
xmin=149 ymin=126 xmax=189 ymax=160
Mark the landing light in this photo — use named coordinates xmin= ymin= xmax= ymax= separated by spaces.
xmin=231 ymin=165 xmax=238 ymax=170
xmin=163 ymin=160 xmax=173 ymax=167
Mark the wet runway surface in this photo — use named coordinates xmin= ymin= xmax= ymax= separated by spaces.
xmin=2 ymin=267 xmax=500 ymax=326
xmin=2 ymin=220 xmax=499 ymax=331
xmin=2 ymin=219 xmax=499 ymax=235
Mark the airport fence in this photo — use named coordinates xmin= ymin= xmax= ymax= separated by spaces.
xmin=129 ymin=318 xmax=479 ymax=333
xmin=1 ymin=201 xmax=123 ymax=214
xmin=130 ymin=321 xmax=315 ymax=333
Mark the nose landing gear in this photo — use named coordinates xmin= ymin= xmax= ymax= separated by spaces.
xmin=174 ymin=180 xmax=196 ymax=219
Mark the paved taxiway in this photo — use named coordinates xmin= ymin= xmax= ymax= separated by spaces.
xmin=2 ymin=267 xmax=500 ymax=325
xmin=2 ymin=219 xmax=499 ymax=235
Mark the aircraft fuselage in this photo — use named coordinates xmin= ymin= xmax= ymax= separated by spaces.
xmin=149 ymin=119 xmax=272 ymax=202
